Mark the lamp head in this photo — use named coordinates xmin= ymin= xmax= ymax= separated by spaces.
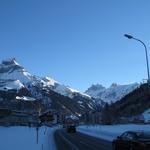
xmin=124 ymin=34 xmax=133 ymax=39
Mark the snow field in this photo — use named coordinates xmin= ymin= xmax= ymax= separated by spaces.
xmin=77 ymin=124 xmax=150 ymax=141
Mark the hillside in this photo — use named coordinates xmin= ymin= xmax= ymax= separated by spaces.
xmin=101 ymin=83 xmax=150 ymax=123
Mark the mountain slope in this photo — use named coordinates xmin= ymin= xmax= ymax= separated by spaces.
xmin=42 ymin=77 xmax=91 ymax=99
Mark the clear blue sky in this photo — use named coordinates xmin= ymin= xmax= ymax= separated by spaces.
xmin=0 ymin=0 xmax=150 ymax=92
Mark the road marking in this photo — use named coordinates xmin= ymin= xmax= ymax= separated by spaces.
xmin=58 ymin=131 xmax=80 ymax=150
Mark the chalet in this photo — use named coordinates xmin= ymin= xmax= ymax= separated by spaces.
xmin=39 ymin=109 xmax=58 ymax=125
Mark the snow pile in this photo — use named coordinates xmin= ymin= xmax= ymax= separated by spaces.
xmin=85 ymin=83 xmax=139 ymax=103
xmin=0 ymin=126 xmax=58 ymax=150
xmin=77 ymin=124 xmax=150 ymax=141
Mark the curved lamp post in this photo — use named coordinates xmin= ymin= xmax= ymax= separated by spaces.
xmin=124 ymin=34 xmax=150 ymax=82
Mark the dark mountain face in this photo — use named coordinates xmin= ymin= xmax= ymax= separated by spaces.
xmin=0 ymin=83 xmax=98 ymax=116
xmin=0 ymin=87 xmax=45 ymax=113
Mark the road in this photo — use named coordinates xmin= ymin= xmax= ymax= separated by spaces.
xmin=54 ymin=129 xmax=112 ymax=150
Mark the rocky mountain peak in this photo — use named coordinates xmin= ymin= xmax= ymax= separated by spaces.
xmin=87 ymin=84 xmax=106 ymax=91
xmin=0 ymin=58 xmax=32 ymax=84
xmin=85 ymin=82 xmax=139 ymax=103
xmin=110 ymin=83 xmax=118 ymax=88
xmin=2 ymin=58 xmax=18 ymax=66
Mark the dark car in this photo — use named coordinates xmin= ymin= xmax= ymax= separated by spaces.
xmin=112 ymin=131 xmax=150 ymax=150
xmin=66 ymin=125 xmax=76 ymax=133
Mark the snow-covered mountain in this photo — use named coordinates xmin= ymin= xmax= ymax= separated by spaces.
xmin=0 ymin=58 xmax=90 ymax=99
xmin=85 ymin=83 xmax=139 ymax=103
xmin=0 ymin=58 xmax=96 ymax=115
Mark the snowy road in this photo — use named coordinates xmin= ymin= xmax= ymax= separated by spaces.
xmin=54 ymin=129 xmax=112 ymax=150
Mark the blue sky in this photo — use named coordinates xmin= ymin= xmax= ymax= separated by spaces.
xmin=0 ymin=0 xmax=150 ymax=92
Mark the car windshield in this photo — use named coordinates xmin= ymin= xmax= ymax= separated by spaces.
xmin=136 ymin=132 xmax=150 ymax=139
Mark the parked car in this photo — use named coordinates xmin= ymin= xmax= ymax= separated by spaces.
xmin=66 ymin=125 xmax=76 ymax=133
xmin=112 ymin=131 xmax=150 ymax=150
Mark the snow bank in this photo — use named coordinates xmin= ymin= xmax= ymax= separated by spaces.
xmin=0 ymin=126 xmax=58 ymax=150
xmin=77 ymin=124 xmax=150 ymax=141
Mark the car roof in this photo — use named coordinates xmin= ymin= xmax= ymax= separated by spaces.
xmin=124 ymin=130 xmax=150 ymax=134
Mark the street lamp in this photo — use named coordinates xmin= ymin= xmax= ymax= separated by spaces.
xmin=124 ymin=34 xmax=150 ymax=82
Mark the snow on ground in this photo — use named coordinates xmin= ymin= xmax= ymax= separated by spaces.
xmin=77 ymin=124 xmax=150 ymax=141
xmin=0 ymin=126 xmax=58 ymax=150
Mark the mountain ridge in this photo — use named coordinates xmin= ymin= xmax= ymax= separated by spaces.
xmin=85 ymin=82 xmax=139 ymax=103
